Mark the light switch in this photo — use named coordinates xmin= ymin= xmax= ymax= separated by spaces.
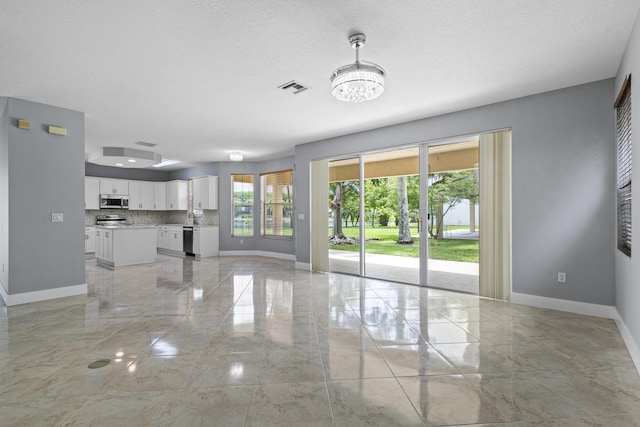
xmin=298 ymin=213 xmax=304 ymax=220
xmin=52 ymin=213 xmax=63 ymax=223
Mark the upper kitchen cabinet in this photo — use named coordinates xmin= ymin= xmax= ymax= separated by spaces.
xmin=154 ymin=182 xmax=166 ymax=210
xmin=129 ymin=181 xmax=155 ymax=210
xmin=192 ymin=176 xmax=218 ymax=210
xmin=85 ymin=177 xmax=100 ymax=210
xmin=166 ymin=180 xmax=188 ymax=210
xmin=100 ymin=179 xmax=129 ymax=195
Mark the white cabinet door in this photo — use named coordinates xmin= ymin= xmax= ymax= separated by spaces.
xmin=193 ymin=227 xmax=201 ymax=255
xmin=192 ymin=176 xmax=218 ymax=210
xmin=85 ymin=177 xmax=100 ymax=210
xmin=129 ymin=181 xmax=142 ymax=210
xmin=160 ymin=227 xmax=169 ymax=249
xmin=85 ymin=227 xmax=96 ymax=253
xmin=103 ymin=230 xmax=113 ymax=262
xmin=140 ymin=181 xmax=154 ymax=210
xmin=129 ymin=181 xmax=155 ymax=210
xmin=167 ymin=228 xmax=183 ymax=252
xmin=100 ymin=179 xmax=129 ymax=195
xmin=154 ymin=183 xmax=166 ymax=210
xmin=166 ymin=180 xmax=188 ymax=210
xmin=96 ymin=230 xmax=103 ymax=259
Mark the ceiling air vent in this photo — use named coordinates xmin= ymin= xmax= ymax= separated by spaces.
xmin=135 ymin=141 xmax=157 ymax=147
xmin=278 ymin=80 xmax=310 ymax=94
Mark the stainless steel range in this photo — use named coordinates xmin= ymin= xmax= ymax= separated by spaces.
xmin=96 ymin=214 xmax=128 ymax=226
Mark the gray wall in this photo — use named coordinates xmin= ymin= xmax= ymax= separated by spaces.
xmin=85 ymin=162 xmax=169 ymax=181
xmin=0 ymin=98 xmax=8 ymax=292
xmin=615 ymin=10 xmax=640 ymax=351
xmin=6 ymin=98 xmax=85 ymax=294
xmin=218 ymin=157 xmax=295 ymax=255
xmin=295 ymin=80 xmax=615 ymax=306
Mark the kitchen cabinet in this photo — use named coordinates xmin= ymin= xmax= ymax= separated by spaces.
xmin=96 ymin=226 xmax=157 ymax=268
xmin=192 ymin=176 xmax=218 ymax=210
xmin=166 ymin=180 xmax=188 ymax=210
xmin=154 ymin=182 xmax=166 ymax=210
xmin=85 ymin=227 xmax=96 ymax=253
xmin=169 ymin=227 xmax=183 ymax=252
xmin=100 ymin=179 xmax=129 ymax=195
xmin=85 ymin=177 xmax=100 ymax=210
xmin=157 ymin=225 xmax=183 ymax=253
xmin=129 ymin=181 xmax=155 ymax=210
xmin=96 ymin=229 xmax=113 ymax=262
xmin=193 ymin=226 xmax=219 ymax=258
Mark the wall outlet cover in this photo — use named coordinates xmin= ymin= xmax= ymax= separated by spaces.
xmin=52 ymin=213 xmax=64 ymax=222
xmin=557 ymin=272 xmax=567 ymax=283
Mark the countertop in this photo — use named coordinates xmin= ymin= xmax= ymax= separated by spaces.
xmin=96 ymin=225 xmax=158 ymax=230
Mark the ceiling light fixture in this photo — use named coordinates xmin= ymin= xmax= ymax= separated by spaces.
xmin=229 ymin=152 xmax=243 ymax=161
xmin=330 ymin=33 xmax=385 ymax=103
xmin=152 ymin=159 xmax=180 ymax=168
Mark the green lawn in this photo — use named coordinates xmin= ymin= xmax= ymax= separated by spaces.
xmin=329 ymin=225 xmax=479 ymax=263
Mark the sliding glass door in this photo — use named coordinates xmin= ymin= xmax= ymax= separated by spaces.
xmin=322 ymin=135 xmax=493 ymax=296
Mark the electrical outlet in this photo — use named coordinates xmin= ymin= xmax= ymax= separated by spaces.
xmin=558 ymin=272 xmax=567 ymax=283
xmin=240 ymin=239 xmax=244 ymax=244
xmin=51 ymin=213 xmax=63 ymax=223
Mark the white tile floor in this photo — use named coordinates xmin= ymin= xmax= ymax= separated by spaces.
xmin=0 ymin=254 xmax=639 ymax=426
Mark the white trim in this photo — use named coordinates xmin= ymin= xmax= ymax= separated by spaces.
xmin=4 ymin=283 xmax=87 ymax=306
xmin=295 ymin=262 xmax=311 ymax=271
xmin=612 ymin=309 xmax=640 ymax=374
xmin=219 ymin=250 xmax=295 ymax=261
xmin=510 ymin=292 xmax=616 ymax=319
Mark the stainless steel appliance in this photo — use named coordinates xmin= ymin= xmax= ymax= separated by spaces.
xmin=183 ymin=226 xmax=194 ymax=255
xmin=96 ymin=214 xmax=128 ymax=226
xmin=100 ymin=194 xmax=129 ymax=209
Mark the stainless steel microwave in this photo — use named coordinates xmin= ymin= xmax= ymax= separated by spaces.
xmin=100 ymin=194 xmax=129 ymax=209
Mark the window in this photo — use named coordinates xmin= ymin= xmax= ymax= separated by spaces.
xmin=261 ymin=170 xmax=293 ymax=238
xmin=232 ymin=174 xmax=254 ymax=236
xmin=615 ymin=75 xmax=632 ymax=257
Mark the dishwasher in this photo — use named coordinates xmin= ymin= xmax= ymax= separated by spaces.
xmin=183 ymin=226 xmax=194 ymax=256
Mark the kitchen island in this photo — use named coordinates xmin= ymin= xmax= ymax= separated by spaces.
xmin=96 ymin=225 xmax=157 ymax=268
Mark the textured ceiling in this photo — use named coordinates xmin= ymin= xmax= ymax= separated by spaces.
xmin=1 ymin=1 xmax=638 ymax=169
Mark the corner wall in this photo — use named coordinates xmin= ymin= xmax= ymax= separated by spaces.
xmin=0 ymin=98 xmax=8 ymax=295
xmin=6 ymin=98 xmax=86 ymax=301
xmin=295 ymin=80 xmax=615 ymax=306
xmin=615 ymin=9 xmax=640 ymax=358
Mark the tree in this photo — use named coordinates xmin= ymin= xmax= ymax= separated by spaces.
xmin=428 ymin=170 xmax=478 ymax=240
xmin=329 ymin=181 xmax=358 ymax=244
xmin=397 ymin=176 xmax=414 ymax=244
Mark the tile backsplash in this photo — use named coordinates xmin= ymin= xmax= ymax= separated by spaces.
xmin=85 ymin=209 xmax=218 ymax=226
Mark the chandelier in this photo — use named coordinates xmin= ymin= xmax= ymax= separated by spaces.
xmin=330 ymin=33 xmax=386 ymax=103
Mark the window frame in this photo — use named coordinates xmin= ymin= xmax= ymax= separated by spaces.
xmin=615 ymin=75 xmax=632 ymax=257
xmin=260 ymin=169 xmax=294 ymax=239
xmin=231 ymin=174 xmax=255 ymax=237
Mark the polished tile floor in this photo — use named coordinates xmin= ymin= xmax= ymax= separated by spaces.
xmin=1 ymin=255 xmax=639 ymax=426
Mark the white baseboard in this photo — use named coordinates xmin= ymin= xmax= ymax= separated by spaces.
xmin=511 ymin=292 xmax=640 ymax=375
xmin=219 ymin=250 xmax=295 ymax=261
xmin=612 ymin=310 xmax=640 ymax=374
xmin=295 ymin=262 xmax=311 ymax=271
xmin=510 ymin=292 xmax=616 ymax=319
xmin=3 ymin=283 xmax=87 ymax=306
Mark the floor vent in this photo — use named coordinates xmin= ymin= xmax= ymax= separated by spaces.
xmin=135 ymin=141 xmax=157 ymax=147
xmin=278 ymin=80 xmax=310 ymax=94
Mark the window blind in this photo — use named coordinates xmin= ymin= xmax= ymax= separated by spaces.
xmin=261 ymin=170 xmax=293 ymax=237
xmin=615 ymin=75 xmax=632 ymax=257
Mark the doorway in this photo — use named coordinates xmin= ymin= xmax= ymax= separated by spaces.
xmin=314 ymin=130 xmax=510 ymax=299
